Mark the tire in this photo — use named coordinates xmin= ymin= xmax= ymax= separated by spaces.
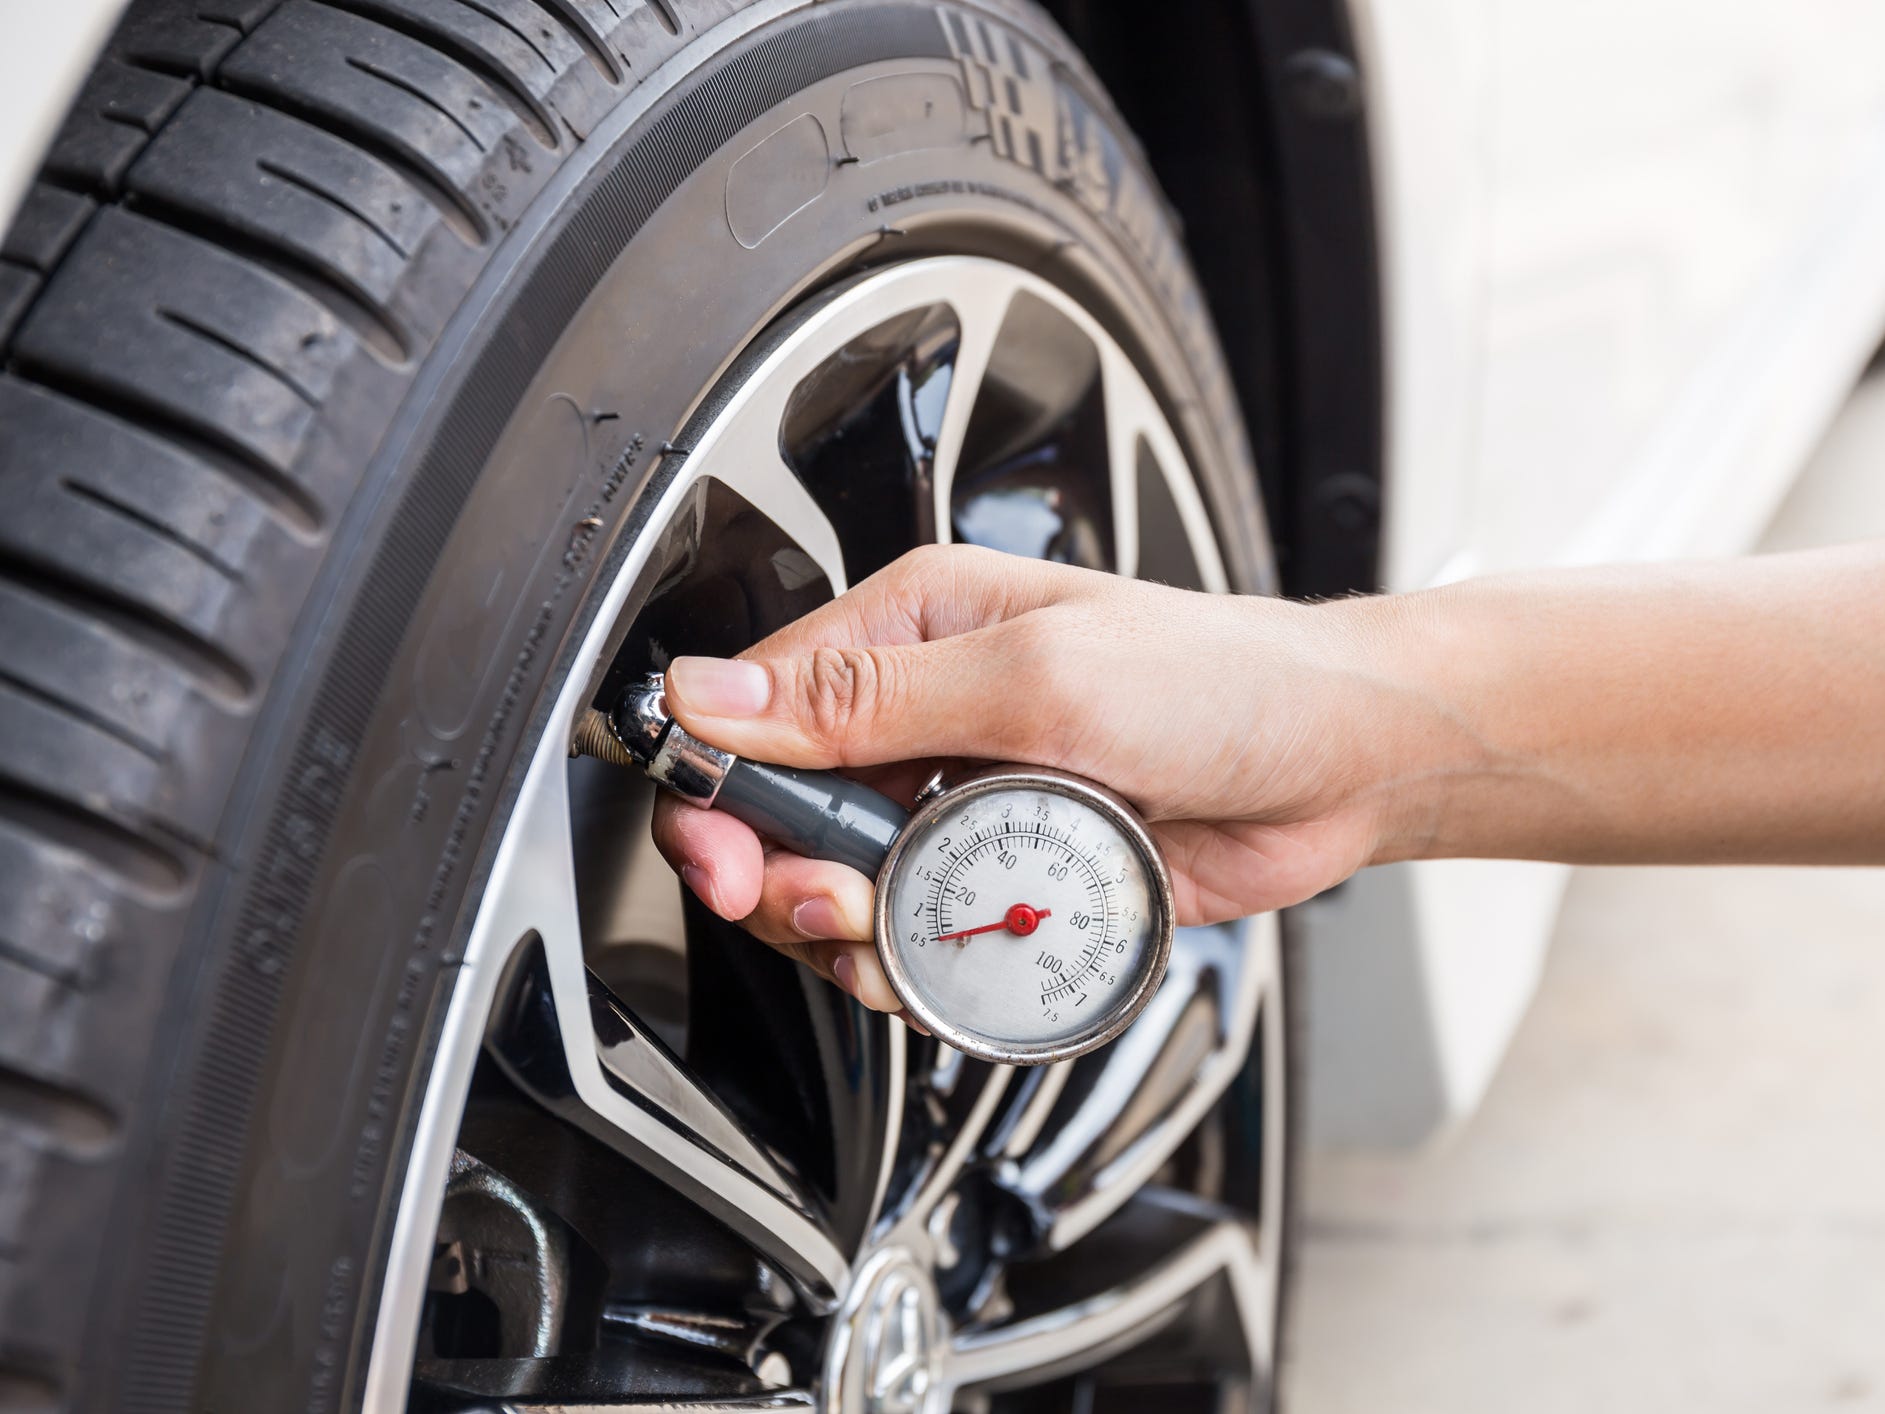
xmin=0 ymin=2 xmax=1285 ymax=1409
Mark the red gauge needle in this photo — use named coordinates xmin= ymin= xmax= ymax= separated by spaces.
xmin=937 ymin=903 xmax=1050 ymax=944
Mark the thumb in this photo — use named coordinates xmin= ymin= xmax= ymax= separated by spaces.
xmin=665 ymin=627 xmax=1044 ymax=769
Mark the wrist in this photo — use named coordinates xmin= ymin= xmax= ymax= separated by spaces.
xmin=1318 ymin=586 xmax=1497 ymax=868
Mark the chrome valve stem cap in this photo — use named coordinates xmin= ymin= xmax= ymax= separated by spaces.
xmin=608 ymin=672 xmax=734 ymax=808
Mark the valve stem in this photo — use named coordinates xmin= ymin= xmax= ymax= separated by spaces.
xmin=570 ymin=709 xmax=637 ymax=768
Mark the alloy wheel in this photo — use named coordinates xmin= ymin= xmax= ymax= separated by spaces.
xmin=366 ymin=256 xmax=1287 ymax=1412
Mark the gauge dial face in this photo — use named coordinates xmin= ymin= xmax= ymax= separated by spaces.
xmin=881 ymin=779 xmax=1162 ymax=1056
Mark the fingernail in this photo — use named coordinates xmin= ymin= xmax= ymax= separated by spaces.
xmin=681 ymin=864 xmax=722 ymax=917
xmin=792 ymin=895 xmax=846 ymax=940
xmin=832 ymin=952 xmax=862 ymax=1001
xmin=669 ymin=656 xmax=769 ymax=716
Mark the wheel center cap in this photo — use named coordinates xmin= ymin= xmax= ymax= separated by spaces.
xmin=825 ymin=1249 xmax=946 ymax=1414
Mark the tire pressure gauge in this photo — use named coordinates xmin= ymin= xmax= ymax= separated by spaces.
xmin=589 ymin=674 xmax=1174 ymax=1065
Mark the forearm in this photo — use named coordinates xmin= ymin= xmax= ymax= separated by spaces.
xmin=1352 ymin=542 xmax=1885 ymax=867
xmin=661 ymin=541 xmax=1885 ymax=955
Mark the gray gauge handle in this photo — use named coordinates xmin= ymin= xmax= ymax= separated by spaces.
xmin=715 ymin=758 xmax=906 ymax=877
xmin=604 ymin=673 xmax=908 ymax=878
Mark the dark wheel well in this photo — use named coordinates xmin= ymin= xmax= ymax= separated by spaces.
xmin=1040 ymin=0 xmax=1384 ymax=597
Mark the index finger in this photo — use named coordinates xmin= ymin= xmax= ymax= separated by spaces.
xmin=731 ymin=544 xmax=1083 ymax=663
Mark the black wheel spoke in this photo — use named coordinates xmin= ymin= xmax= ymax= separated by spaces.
xmin=485 ymin=939 xmax=853 ymax=1312
xmin=680 ymin=899 xmax=908 ymax=1257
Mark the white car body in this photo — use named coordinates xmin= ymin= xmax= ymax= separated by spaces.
xmin=11 ymin=0 xmax=1884 ymax=1148
xmin=1306 ymin=0 xmax=1885 ymax=1143
xmin=0 ymin=2 xmax=123 ymax=235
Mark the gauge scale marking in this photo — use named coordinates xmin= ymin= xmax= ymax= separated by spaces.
xmin=927 ymin=825 xmax=1114 ymax=1002
xmin=875 ymin=768 xmax=1173 ymax=1065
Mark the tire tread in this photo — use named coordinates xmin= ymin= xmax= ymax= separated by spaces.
xmin=0 ymin=1 xmax=655 ymax=1395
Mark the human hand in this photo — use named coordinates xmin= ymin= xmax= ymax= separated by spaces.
xmin=650 ymin=544 xmax=1420 ymax=1010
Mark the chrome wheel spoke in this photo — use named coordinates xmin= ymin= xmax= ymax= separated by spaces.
xmin=927 ymin=275 xmax=1013 ymax=537
xmin=995 ymin=916 xmax=1278 ymax=1251
xmin=1094 ymin=342 xmax=1232 ymax=592
xmin=984 ymin=1058 xmax=1075 ymax=1160
xmin=910 ymin=1060 xmax=1011 ymax=1224
xmin=881 ymin=1054 xmax=1014 ymax=1248
xmin=947 ymin=1193 xmax=1275 ymax=1393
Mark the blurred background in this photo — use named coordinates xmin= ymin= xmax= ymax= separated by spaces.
xmin=1286 ymin=366 xmax=1885 ymax=1412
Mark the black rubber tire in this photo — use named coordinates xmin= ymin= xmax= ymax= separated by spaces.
xmin=0 ymin=2 xmax=1277 ymax=1409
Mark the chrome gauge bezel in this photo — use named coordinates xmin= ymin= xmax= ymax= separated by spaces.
xmin=872 ymin=765 xmax=1175 ymax=1066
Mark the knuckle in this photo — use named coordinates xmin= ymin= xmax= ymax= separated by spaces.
xmin=912 ymin=542 xmax=1000 ymax=594
xmin=900 ymin=542 xmax=959 ymax=578
xmin=802 ymin=644 xmax=899 ymax=753
xmin=1003 ymin=612 xmax=1087 ymax=750
xmin=893 ymin=543 xmax=974 ymax=607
